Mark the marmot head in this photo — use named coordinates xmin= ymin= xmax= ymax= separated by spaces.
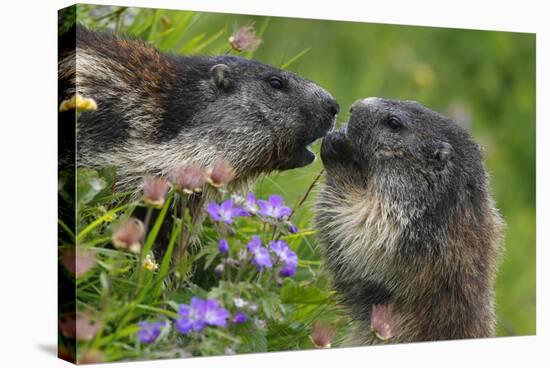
xmin=163 ymin=55 xmax=339 ymax=178
xmin=320 ymin=97 xmax=486 ymax=229
xmin=71 ymin=27 xmax=339 ymax=188
xmin=316 ymin=97 xmax=493 ymax=268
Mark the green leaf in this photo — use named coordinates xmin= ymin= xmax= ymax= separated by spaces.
xmin=76 ymin=168 xmax=107 ymax=205
xmin=191 ymin=28 xmax=226 ymax=54
xmin=179 ymin=33 xmax=206 ymax=54
xmin=75 ymin=202 xmax=131 ymax=242
xmin=266 ymin=321 xmax=307 ymax=351
xmin=239 ymin=326 xmax=267 ymax=353
xmin=280 ymin=282 xmax=329 ymax=305
xmin=141 ymin=192 xmax=173 ymax=257
xmin=151 ymin=218 xmax=182 ymax=297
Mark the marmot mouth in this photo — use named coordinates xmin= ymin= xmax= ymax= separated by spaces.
xmin=320 ymin=123 xmax=356 ymax=167
xmin=277 ymin=138 xmax=321 ymax=170
xmin=276 ymin=119 xmax=334 ymax=170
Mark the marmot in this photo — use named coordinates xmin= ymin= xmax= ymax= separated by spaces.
xmin=314 ymin=97 xmax=504 ymax=344
xmin=58 ymin=26 xmax=339 ymax=188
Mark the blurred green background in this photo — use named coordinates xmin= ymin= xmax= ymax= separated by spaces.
xmin=73 ymin=4 xmax=536 ymax=337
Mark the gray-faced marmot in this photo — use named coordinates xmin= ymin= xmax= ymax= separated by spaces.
xmin=315 ymin=97 xmax=503 ymax=343
xmin=58 ymin=26 xmax=339 ymax=188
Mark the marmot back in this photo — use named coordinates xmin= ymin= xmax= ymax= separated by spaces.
xmin=315 ymin=97 xmax=503 ymax=344
xmin=59 ymin=26 xmax=339 ymax=189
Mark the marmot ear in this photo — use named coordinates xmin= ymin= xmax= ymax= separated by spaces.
xmin=210 ymin=64 xmax=232 ymax=90
xmin=434 ymin=141 xmax=453 ymax=163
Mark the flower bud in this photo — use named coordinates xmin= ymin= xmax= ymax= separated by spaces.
xmin=112 ymin=218 xmax=144 ymax=253
xmin=214 ymin=263 xmax=225 ymax=277
xmin=142 ymin=176 xmax=169 ymax=208
xmin=310 ymin=321 xmax=336 ymax=349
xmin=228 ymin=22 xmax=263 ymax=52
xmin=218 ymin=238 xmax=229 ymax=254
xmin=170 ymin=163 xmax=206 ymax=194
xmin=61 ymin=247 xmax=96 ymax=277
xmin=206 ymin=160 xmax=235 ymax=188
xmin=370 ymin=304 xmax=402 ymax=341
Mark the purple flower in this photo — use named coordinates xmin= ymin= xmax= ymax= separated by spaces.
xmin=232 ymin=312 xmax=248 ymax=324
xmin=270 ymin=240 xmax=298 ymax=266
xmin=288 ymin=223 xmax=299 ymax=234
xmin=138 ymin=321 xmax=165 ymax=344
xmin=258 ymin=195 xmax=292 ymax=220
xmin=270 ymin=240 xmax=289 ymax=258
xmin=279 ymin=264 xmax=297 ymax=277
xmin=247 ymin=236 xmax=272 ymax=270
xmin=176 ymin=297 xmax=207 ymax=334
xmin=207 ymin=199 xmax=247 ymax=224
xmin=203 ymin=299 xmax=230 ymax=327
xmin=244 ymin=192 xmax=259 ymax=214
xmin=247 ymin=235 xmax=262 ymax=252
xmin=270 ymin=240 xmax=298 ymax=278
xmin=218 ymin=239 xmax=229 ymax=254
xmin=214 ymin=263 xmax=224 ymax=277
xmin=175 ymin=297 xmax=229 ymax=335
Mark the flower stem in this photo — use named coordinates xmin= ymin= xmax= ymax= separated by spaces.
xmin=179 ymin=193 xmax=207 ymax=260
xmin=134 ymin=206 xmax=153 ymax=298
xmin=175 ymin=194 xmax=189 ymax=263
xmin=235 ymin=254 xmax=251 ymax=283
xmin=289 ymin=168 xmax=324 ymax=221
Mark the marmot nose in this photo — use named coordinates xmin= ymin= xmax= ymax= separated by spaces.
xmin=326 ymin=99 xmax=340 ymax=116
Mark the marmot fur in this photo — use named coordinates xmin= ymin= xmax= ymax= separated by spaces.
xmin=315 ymin=97 xmax=503 ymax=344
xmin=58 ymin=26 xmax=339 ymax=188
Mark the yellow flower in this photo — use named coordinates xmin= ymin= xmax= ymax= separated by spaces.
xmin=59 ymin=93 xmax=98 ymax=112
xmin=143 ymin=254 xmax=159 ymax=271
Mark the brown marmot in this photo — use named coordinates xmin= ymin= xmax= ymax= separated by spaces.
xmin=314 ymin=97 xmax=504 ymax=344
xmin=58 ymin=25 xmax=339 ymax=188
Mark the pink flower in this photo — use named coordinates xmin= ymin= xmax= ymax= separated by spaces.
xmin=310 ymin=321 xmax=336 ymax=348
xmin=59 ymin=311 xmax=102 ymax=341
xmin=370 ymin=304 xmax=402 ymax=341
xmin=228 ymin=22 xmax=263 ymax=52
xmin=112 ymin=218 xmax=144 ymax=253
xmin=143 ymin=176 xmax=169 ymax=208
xmin=170 ymin=163 xmax=206 ymax=194
xmin=78 ymin=349 xmax=104 ymax=364
xmin=206 ymin=160 xmax=235 ymax=188
xmin=58 ymin=311 xmax=76 ymax=339
xmin=75 ymin=312 xmax=102 ymax=341
xmin=60 ymin=247 xmax=97 ymax=277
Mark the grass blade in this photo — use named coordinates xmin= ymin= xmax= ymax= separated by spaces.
xmin=280 ymin=48 xmax=311 ymax=69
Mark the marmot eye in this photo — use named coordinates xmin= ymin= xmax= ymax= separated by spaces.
xmin=268 ymin=77 xmax=283 ymax=90
xmin=386 ymin=116 xmax=403 ymax=130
